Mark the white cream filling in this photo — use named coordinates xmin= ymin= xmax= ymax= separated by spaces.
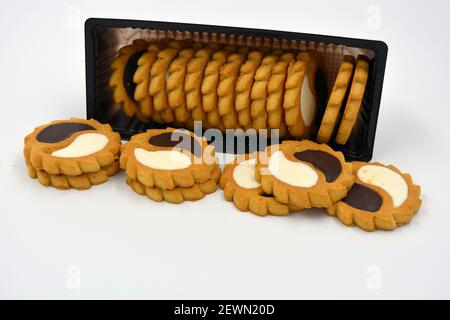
xmin=51 ymin=133 xmax=109 ymax=158
xmin=357 ymin=165 xmax=408 ymax=207
xmin=300 ymin=74 xmax=316 ymax=127
xmin=233 ymin=159 xmax=260 ymax=189
xmin=268 ymin=151 xmax=318 ymax=187
xmin=134 ymin=149 xmax=192 ymax=170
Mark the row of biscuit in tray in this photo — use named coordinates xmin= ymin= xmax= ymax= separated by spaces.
xmin=109 ymin=39 xmax=369 ymax=145
xmin=23 ymin=119 xmax=421 ymax=232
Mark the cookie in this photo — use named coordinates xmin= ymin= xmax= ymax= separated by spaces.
xmin=126 ymin=164 xmax=220 ymax=203
xmin=133 ymin=40 xmax=171 ymax=120
xmin=220 ymin=152 xmax=303 ymax=216
xmin=316 ymin=56 xmax=355 ymax=143
xmin=250 ymin=53 xmax=281 ymax=130
xmin=335 ymin=56 xmax=370 ymax=145
xmin=218 ymin=48 xmax=249 ymax=129
xmin=255 ymin=140 xmax=354 ymax=208
xmin=149 ymin=40 xmax=188 ymax=123
xmin=235 ymin=50 xmax=266 ymax=129
xmin=284 ymin=51 xmax=323 ymax=138
xmin=24 ymin=118 xmax=121 ymax=176
xmin=29 ymin=161 xmax=120 ymax=190
xmin=167 ymin=46 xmax=197 ymax=122
xmin=120 ymin=127 xmax=218 ymax=190
xmin=185 ymin=44 xmax=220 ymax=123
xmin=202 ymin=46 xmax=236 ymax=129
xmin=266 ymin=52 xmax=295 ymax=138
xmin=327 ymin=162 xmax=421 ymax=231
xmin=109 ymin=39 xmax=149 ymax=121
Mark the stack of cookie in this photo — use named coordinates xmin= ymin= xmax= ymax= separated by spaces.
xmin=24 ymin=119 xmax=121 ymax=189
xmin=119 ymin=128 xmax=221 ymax=203
xmin=109 ymin=39 xmax=343 ymax=139
xmin=220 ymin=140 xmax=421 ymax=232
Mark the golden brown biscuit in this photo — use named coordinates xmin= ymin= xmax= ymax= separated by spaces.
xmin=335 ymin=56 xmax=370 ymax=145
xmin=202 ymin=46 xmax=236 ymax=129
xmin=327 ymin=162 xmax=421 ymax=231
xmin=250 ymin=53 xmax=281 ymax=130
xmin=284 ymin=51 xmax=323 ymax=138
xmin=109 ymin=39 xmax=149 ymax=121
xmin=24 ymin=118 xmax=121 ymax=176
xmin=149 ymin=41 xmax=188 ymax=123
xmin=185 ymin=44 xmax=220 ymax=123
xmin=218 ymin=48 xmax=249 ymax=129
xmin=220 ymin=152 xmax=303 ymax=216
xmin=167 ymin=46 xmax=198 ymax=122
xmin=126 ymin=164 xmax=221 ymax=203
xmin=120 ymin=128 xmax=218 ymax=190
xmin=28 ymin=161 xmax=120 ymax=190
xmin=235 ymin=50 xmax=266 ymax=129
xmin=316 ymin=56 xmax=355 ymax=143
xmin=266 ymin=52 xmax=295 ymax=138
xmin=256 ymin=140 xmax=354 ymax=209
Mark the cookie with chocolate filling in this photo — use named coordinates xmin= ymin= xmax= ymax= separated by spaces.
xmin=125 ymin=164 xmax=221 ymax=203
xmin=255 ymin=140 xmax=354 ymax=209
xmin=327 ymin=162 xmax=421 ymax=231
xmin=220 ymin=152 xmax=303 ymax=216
xmin=24 ymin=119 xmax=121 ymax=179
xmin=120 ymin=128 xmax=219 ymax=190
xmin=316 ymin=56 xmax=355 ymax=143
xmin=109 ymin=39 xmax=149 ymax=121
xmin=335 ymin=56 xmax=369 ymax=145
xmin=284 ymin=51 xmax=323 ymax=138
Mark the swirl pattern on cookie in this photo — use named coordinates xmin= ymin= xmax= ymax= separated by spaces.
xmin=327 ymin=162 xmax=421 ymax=231
xmin=256 ymin=140 xmax=354 ymax=209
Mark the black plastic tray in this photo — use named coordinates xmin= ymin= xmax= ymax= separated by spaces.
xmin=85 ymin=18 xmax=388 ymax=161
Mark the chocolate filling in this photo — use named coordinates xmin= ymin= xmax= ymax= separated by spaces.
xmin=148 ymin=132 xmax=202 ymax=157
xmin=294 ymin=150 xmax=341 ymax=182
xmin=123 ymin=50 xmax=146 ymax=99
xmin=342 ymin=183 xmax=382 ymax=212
xmin=36 ymin=123 xmax=95 ymax=143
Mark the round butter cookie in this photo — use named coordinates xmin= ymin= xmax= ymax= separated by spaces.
xmin=316 ymin=56 xmax=355 ymax=143
xmin=120 ymin=128 xmax=218 ymax=190
xmin=24 ymin=118 xmax=121 ymax=176
xmin=335 ymin=56 xmax=369 ymax=145
xmin=256 ymin=140 xmax=354 ymax=209
xmin=125 ymin=164 xmax=221 ymax=203
xmin=284 ymin=51 xmax=323 ymax=138
xmin=327 ymin=162 xmax=421 ymax=231
xmin=109 ymin=39 xmax=149 ymax=121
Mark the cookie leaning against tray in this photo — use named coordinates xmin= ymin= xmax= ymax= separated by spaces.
xmin=120 ymin=127 xmax=221 ymax=203
xmin=23 ymin=118 xmax=121 ymax=189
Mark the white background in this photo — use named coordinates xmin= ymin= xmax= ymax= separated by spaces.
xmin=1 ymin=0 xmax=449 ymax=299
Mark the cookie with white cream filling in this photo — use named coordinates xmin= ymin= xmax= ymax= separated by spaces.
xmin=256 ymin=140 xmax=354 ymax=208
xmin=327 ymin=161 xmax=421 ymax=231
xmin=120 ymin=128 xmax=219 ymax=190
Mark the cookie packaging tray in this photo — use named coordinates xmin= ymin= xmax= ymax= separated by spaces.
xmin=84 ymin=18 xmax=388 ymax=161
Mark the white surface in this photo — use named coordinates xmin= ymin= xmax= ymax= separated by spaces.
xmin=1 ymin=0 xmax=450 ymax=299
